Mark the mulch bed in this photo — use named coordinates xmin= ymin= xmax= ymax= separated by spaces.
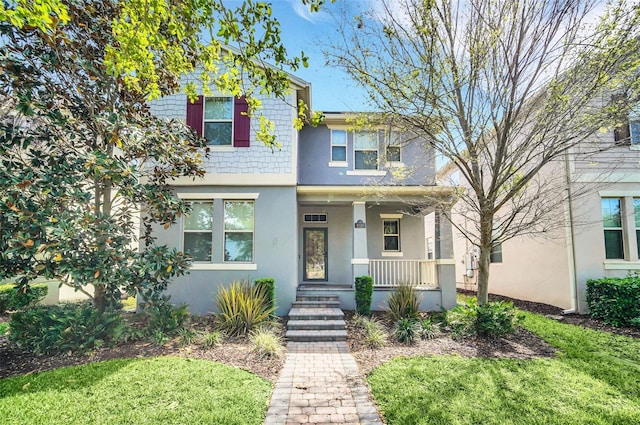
xmin=1 ymin=293 xmax=638 ymax=382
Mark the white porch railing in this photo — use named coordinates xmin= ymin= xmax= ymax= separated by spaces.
xmin=369 ymin=259 xmax=438 ymax=289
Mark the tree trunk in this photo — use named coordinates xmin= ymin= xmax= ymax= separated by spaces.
xmin=476 ymin=213 xmax=494 ymax=306
xmin=94 ymin=284 xmax=106 ymax=314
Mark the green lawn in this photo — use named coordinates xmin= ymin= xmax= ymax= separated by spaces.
xmin=0 ymin=321 xmax=8 ymax=335
xmin=368 ymin=312 xmax=640 ymax=425
xmin=0 ymin=357 xmax=271 ymax=425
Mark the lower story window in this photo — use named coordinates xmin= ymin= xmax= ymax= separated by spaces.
xmin=383 ymin=219 xmax=400 ymax=251
xmin=183 ymin=201 xmax=213 ymax=262
xmin=602 ymin=198 xmax=624 ymax=259
xmin=224 ymin=200 xmax=254 ymax=262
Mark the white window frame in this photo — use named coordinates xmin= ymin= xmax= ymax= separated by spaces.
xmin=329 ymin=129 xmax=348 ymax=166
xmin=354 ymin=131 xmax=379 ymax=170
xmin=203 ymin=97 xmax=233 ymax=147
xmin=183 ymin=200 xmax=214 ymax=263
xmin=602 ymin=198 xmax=625 ymax=260
xmin=223 ymin=200 xmax=255 ymax=263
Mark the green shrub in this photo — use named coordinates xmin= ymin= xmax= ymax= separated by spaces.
xmin=249 ymin=327 xmax=283 ymax=358
xmin=386 ymin=283 xmax=421 ymax=322
xmin=198 ymin=331 xmax=222 ymax=349
xmin=177 ymin=327 xmax=198 ymax=346
xmin=254 ymin=278 xmax=276 ymax=315
xmin=8 ymin=302 xmax=125 ymax=354
xmin=216 ymin=280 xmax=275 ymax=337
xmin=420 ymin=318 xmax=437 ymax=340
xmin=143 ymin=298 xmax=189 ymax=337
xmin=393 ymin=318 xmax=421 ymax=344
xmin=586 ymin=276 xmax=640 ymax=327
xmin=355 ymin=275 xmax=374 ymax=316
xmin=0 ymin=283 xmax=48 ymax=313
xmin=352 ymin=312 xmax=369 ymax=328
xmin=363 ymin=318 xmax=388 ymax=348
xmin=446 ymin=298 xmax=521 ymax=339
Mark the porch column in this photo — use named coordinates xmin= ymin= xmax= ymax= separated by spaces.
xmin=435 ymin=209 xmax=457 ymax=309
xmin=352 ymin=201 xmax=369 ymax=284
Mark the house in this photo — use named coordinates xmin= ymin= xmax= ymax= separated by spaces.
xmin=147 ymin=73 xmax=457 ymax=315
xmin=438 ymin=107 xmax=640 ymax=313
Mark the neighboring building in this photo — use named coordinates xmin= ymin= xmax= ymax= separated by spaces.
xmin=438 ymin=109 xmax=640 ymax=313
xmin=147 ymin=74 xmax=457 ymax=315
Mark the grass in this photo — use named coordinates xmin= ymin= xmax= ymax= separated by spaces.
xmin=0 ymin=321 xmax=8 ymax=335
xmin=0 ymin=357 xmax=271 ymax=425
xmin=368 ymin=311 xmax=640 ymax=425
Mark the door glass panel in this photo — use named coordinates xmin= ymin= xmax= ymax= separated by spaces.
xmin=305 ymin=229 xmax=327 ymax=280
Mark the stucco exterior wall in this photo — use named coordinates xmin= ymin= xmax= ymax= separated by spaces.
xmin=298 ymin=123 xmax=435 ymax=186
xmin=150 ymin=186 xmax=298 ymax=315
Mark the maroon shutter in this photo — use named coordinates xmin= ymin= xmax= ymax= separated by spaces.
xmin=233 ymin=96 xmax=250 ymax=147
xmin=186 ymin=95 xmax=204 ymax=137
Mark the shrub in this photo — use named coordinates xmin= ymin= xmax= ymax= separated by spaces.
xmin=355 ymin=275 xmax=374 ymax=316
xmin=216 ymin=280 xmax=275 ymax=337
xmin=249 ymin=327 xmax=283 ymax=358
xmin=420 ymin=318 xmax=437 ymax=340
xmin=363 ymin=318 xmax=388 ymax=348
xmin=386 ymin=283 xmax=421 ymax=322
xmin=143 ymin=298 xmax=189 ymax=337
xmin=586 ymin=276 xmax=640 ymax=327
xmin=393 ymin=318 xmax=421 ymax=344
xmin=446 ymin=298 xmax=521 ymax=339
xmin=177 ymin=327 xmax=198 ymax=346
xmin=254 ymin=278 xmax=276 ymax=316
xmin=198 ymin=331 xmax=222 ymax=349
xmin=8 ymin=302 xmax=125 ymax=354
xmin=0 ymin=283 xmax=48 ymax=313
xmin=352 ymin=312 xmax=369 ymax=328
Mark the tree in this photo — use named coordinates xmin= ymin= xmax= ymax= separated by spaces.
xmin=0 ymin=0 xmax=326 ymax=311
xmin=327 ymin=0 xmax=640 ymax=304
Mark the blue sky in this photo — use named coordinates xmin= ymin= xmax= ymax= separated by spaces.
xmin=228 ymin=0 xmax=374 ymax=112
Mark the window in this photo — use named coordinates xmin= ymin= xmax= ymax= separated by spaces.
xmin=354 ymin=131 xmax=379 ymax=170
xmin=183 ymin=201 xmax=213 ymax=262
xmin=224 ymin=200 xmax=254 ymax=262
xmin=612 ymin=96 xmax=640 ymax=145
xmin=490 ymin=243 xmax=503 ymax=263
xmin=204 ymin=97 xmax=233 ymax=146
xmin=426 ymin=237 xmax=434 ymax=260
xmin=635 ymin=199 xmax=640 ymax=257
xmin=304 ymin=213 xmax=327 ymax=223
xmin=602 ymin=198 xmax=624 ymax=259
xmin=331 ymin=130 xmax=347 ymax=162
xmin=186 ymin=96 xmax=250 ymax=147
xmin=383 ymin=219 xmax=400 ymax=251
xmin=386 ymin=146 xmax=401 ymax=162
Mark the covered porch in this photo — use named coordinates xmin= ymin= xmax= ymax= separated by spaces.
xmin=296 ymin=185 xmax=457 ymax=311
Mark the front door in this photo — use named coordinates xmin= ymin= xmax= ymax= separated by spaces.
xmin=304 ymin=228 xmax=328 ymax=281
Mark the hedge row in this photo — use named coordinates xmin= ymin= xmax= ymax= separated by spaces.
xmin=0 ymin=283 xmax=48 ymax=313
xmin=586 ymin=276 xmax=640 ymax=328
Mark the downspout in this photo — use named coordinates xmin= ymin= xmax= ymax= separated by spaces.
xmin=563 ymin=151 xmax=579 ymax=314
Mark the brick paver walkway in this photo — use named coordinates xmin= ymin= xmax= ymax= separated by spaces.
xmin=264 ymin=342 xmax=384 ymax=425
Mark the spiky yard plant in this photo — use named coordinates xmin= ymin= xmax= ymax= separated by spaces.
xmin=215 ymin=280 xmax=275 ymax=337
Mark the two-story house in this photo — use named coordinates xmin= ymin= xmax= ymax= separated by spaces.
xmin=439 ymin=107 xmax=640 ymax=313
xmin=148 ymin=73 xmax=456 ymax=315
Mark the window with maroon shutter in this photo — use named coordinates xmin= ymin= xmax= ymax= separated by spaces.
xmin=185 ymin=96 xmax=250 ymax=147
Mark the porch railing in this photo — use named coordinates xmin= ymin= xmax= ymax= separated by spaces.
xmin=369 ymin=259 xmax=438 ymax=289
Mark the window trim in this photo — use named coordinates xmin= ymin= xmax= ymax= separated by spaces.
xmin=203 ymin=97 xmax=234 ymax=147
xmin=382 ymin=218 xmax=401 ymax=252
xmin=223 ymin=200 xmax=255 ymax=263
xmin=182 ymin=200 xmax=214 ymax=263
xmin=354 ymin=130 xmax=379 ymax=170
xmin=602 ymin=197 xmax=625 ymax=260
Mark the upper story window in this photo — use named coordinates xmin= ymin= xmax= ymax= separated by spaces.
xmin=602 ymin=198 xmax=624 ymax=259
xmin=224 ymin=200 xmax=254 ymax=262
xmin=186 ymin=96 xmax=250 ymax=148
xmin=385 ymin=131 xmax=402 ymax=162
xmin=183 ymin=201 xmax=214 ymax=262
xmin=490 ymin=243 xmax=503 ymax=263
xmin=204 ymin=97 xmax=233 ymax=146
xmin=354 ymin=131 xmax=379 ymax=170
xmin=613 ymin=97 xmax=640 ymax=145
xmin=331 ymin=130 xmax=347 ymax=162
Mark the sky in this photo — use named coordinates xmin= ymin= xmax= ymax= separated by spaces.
xmin=243 ymin=0 xmax=376 ymax=113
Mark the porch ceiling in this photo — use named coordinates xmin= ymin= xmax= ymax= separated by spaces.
xmin=296 ymin=185 xmax=456 ymax=206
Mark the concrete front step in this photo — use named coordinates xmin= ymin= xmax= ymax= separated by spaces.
xmin=295 ymin=295 xmax=340 ymax=302
xmin=285 ymin=329 xmax=348 ymax=342
xmin=288 ymin=307 xmax=344 ymax=321
xmin=287 ymin=319 xmax=346 ymax=331
xmin=291 ymin=300 xmax=341 ymax=309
